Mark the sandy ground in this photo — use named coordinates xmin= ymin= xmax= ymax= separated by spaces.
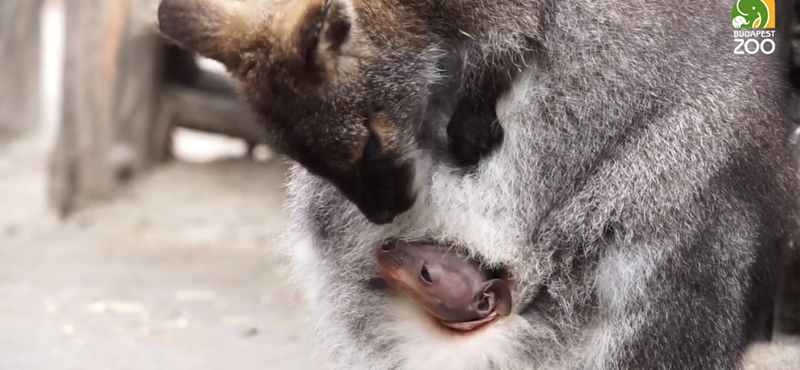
xmin=0 ymin=1 xmax=797 ymax=369
xmin=0 ymin=129 xmax=330 ymax=370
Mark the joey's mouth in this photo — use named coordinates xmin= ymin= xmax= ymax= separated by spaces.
xmin=438 ymin=311 xmax=500 ymax=332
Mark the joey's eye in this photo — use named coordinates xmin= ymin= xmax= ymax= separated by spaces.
xmin=420 ymin=266 xmax=433 ymax=284
xmin=362 ymin=131 xmax=381 ymax=160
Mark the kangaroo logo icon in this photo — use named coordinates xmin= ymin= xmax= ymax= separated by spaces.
xmin=731 ymin=0 xmax=775 ymax=29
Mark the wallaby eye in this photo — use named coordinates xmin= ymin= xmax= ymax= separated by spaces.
xmin=420 ymin=266 xmax=433 ymax=284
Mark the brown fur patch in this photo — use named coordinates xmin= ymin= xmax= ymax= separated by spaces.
xmin=369 ymin=111 xmax=397 ymax=153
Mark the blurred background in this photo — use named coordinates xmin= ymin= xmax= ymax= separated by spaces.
xmin=0 ymin=0 xmax=324 ymax=369
xmin=0 ymin=0 xmax=798 ymax=369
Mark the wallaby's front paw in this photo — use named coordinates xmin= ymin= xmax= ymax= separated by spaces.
xmin=447 ymin=102 xmax=504 ymax=168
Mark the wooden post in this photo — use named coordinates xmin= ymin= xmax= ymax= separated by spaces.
xmin=0 ymin=0 xmax=44 ymax=142
xmin=48 ymin=0 xmax=169 ymax=217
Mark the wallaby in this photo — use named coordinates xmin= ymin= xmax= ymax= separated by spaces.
xmin=157 ymin=0 xmax=510 ymax=225
xmin=158 ymin=0 xmax=799 ymax=369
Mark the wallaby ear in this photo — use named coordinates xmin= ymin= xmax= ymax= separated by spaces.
xmin=282 ymin=0 xmax=359 ymax=82
xmin=481 ymin=279 xmax=513 ymax=316
xmin=157 ymin=0 xmax=249 ymax=68
xmin=158 ymin=0 xmax=359 ymax=82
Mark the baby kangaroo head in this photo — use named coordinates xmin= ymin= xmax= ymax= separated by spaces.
xmin=157 ymin=0 xmax=435 ymax=224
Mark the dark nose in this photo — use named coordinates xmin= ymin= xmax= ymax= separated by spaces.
xmin=358 ymin=189 xmax=417 ymax=225
xmin=366 ymin=208 xmax=397 ymax=225
xmin=351 ymin=159 xmax=417 ymax=225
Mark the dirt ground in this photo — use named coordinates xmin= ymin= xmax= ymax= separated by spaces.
xmin=0 ymin=129 xmax=333 ymax=370
xmin=0 ymin=1 xmax=797 ymax=369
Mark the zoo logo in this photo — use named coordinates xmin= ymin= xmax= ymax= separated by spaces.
xmin=731 ymin=0 xmax=775 ymax=29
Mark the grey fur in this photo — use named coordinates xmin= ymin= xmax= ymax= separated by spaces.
xmin=279 ymin=0 xmax=800 ymax=369
xmin=151 ymin=0 xmax=800 ymax=367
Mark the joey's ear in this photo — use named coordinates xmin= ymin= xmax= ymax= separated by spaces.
xmin=481 ymin=279 xmax=513 ymax=316
xmin=157 ymin=0 xmax=251 ymax=68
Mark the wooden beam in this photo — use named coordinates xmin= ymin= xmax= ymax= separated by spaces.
xmin=161 ymin=80 xmax=268 ymax=145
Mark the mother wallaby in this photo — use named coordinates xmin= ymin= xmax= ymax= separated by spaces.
xmin=157 ymin=0 xmax=799 ymax=368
